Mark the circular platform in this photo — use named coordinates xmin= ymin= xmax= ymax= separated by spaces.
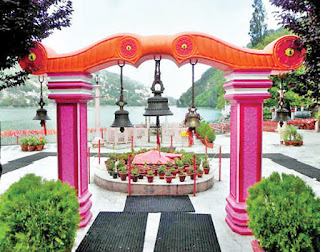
xmin=94 ymin=165 xmax=214 ymax=195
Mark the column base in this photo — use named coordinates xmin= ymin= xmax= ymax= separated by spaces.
xmin=78 ymin=190 xmax=93 ymax=228
xmin=225 ymin=194 xmax=252 ymax=235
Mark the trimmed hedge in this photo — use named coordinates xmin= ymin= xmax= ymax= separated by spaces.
xmin=0 ymin=174 xmax=80 ymax=251
xmin=246 ymin=172 xmax=320 ymax=251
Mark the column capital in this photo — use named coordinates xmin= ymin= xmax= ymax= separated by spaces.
xmin=224 ymin=71 xmax=273 ymax=104
xmin=47 ymin=73 xmax=93 ymax=103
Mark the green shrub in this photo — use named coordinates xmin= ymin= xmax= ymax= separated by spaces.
xmin=0 ymin=174 xmax=80 ymax=252
xmin=207 ymin=130 xmax=216 ymax=143
xmin=246 ymin=172 xmax=320 ymax=251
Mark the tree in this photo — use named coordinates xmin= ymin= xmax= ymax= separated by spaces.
xmin=0 ymin=0 xmax=73 ymax=90
xmin=249 ymin=0 xmax=268 ymax=47
xmin=269 ymin=0 xmax=320 ymax=108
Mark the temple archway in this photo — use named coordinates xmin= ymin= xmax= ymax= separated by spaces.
xmin=20 ymin=32 xmax=305 ymax=234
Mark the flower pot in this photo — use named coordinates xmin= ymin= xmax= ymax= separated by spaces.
xmin=147 ymin=176 xmax=154 ymax=183
xmin=138 ymin=174 xmax=144 ymax=179
xmin=204 ymin=167 xmax=210 ymax=174
xmin=179 ymin=175 xmax=186 ymax=182
xmin=21 ymin=145 xmax=28 ymax=151
xmin=29 ymin=145 xmax=36 ymax=151
xmin=165 ymin=176 xmax=173 ymax=183
xmin=198 ymin=171 xmax=203 ymax=178
xmin=112 ymin=172 xmax=118 ymax=179
xmin=132 ymin=175 xmax=138 ymax=182
xmin=190 ymin=173 xmax=195 ymax=180
xmin=153 ymin=168 xmax=158 ymax=176
xmin=36 ymin=145 xmax=44 ymax=151
xmin=119 ymin=173 xmax=127 ymax=181
xmin=159 ymin=173 xmax=165 ymax=179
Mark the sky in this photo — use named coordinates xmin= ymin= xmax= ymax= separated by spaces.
xmin=43 ymin=0 xmax=281 ymax=98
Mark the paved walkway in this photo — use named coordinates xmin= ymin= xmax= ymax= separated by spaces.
xmin=0 ymin=130 xmax=319 ymax=251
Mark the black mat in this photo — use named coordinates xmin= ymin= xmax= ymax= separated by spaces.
xmin=76 ymin=212 xmax=148 ymax=252
xmin=2 ymin=152 xmax=56 ymax=174
xmin=155 ymin=212 xmax=221 ymax=252
xmin=124 ymin=196 xmax=195 ymax=213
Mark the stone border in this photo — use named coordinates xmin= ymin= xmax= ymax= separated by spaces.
xmin=94 ymin=165 xmax=214 ymax=195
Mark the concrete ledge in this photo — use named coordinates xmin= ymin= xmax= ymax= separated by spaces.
xmin=94 ymin=165 xmax=214 ymax=195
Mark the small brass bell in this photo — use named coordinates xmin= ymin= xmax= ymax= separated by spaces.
xmin=33 ymin=107 xmax=50 ymax=121
xmin=185 ymin=107 xmax=201 ymax=129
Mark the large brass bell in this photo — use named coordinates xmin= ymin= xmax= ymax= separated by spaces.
xmin=271 ymin=107 xmax=291 ymax=122
xmin=111 ymin=64 xmax=133 ymax=132
xmin=144 ymin=60 xmax=173 ymax=118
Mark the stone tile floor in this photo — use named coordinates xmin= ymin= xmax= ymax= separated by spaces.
xmin=0 ymin=130 xmax=319 ymax=252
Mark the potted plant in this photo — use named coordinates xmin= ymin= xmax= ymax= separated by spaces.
xmin=165 ymin=171 xmax=173 ymax=183
xmin=36 ymin=137 xmax=46 ymax=151
xmin=203 ymin=160 xmax=210 ymax=174
xmin=179 ymin=172 xmax=186 ymax=182
xmin=166 ymin=161 xmax=173 ymax=169
xmin=282 ymin=125 xmax=303 ymax=146
xmin=146 ymin=169 xmax=154 ymax=183
xmin=131 ymin=168 xmax=139 ymax=182
xmin=158 ymin=165 xmax=166 ymax=179
xmin=189 ymin=167 xmax=195 ymax=180
xmin=247 ymin=172 xmax=320 ymax=252
xmin=197 ymin=167 xmax=203 ymax=178
xmin=20 ymin=138 xmax=29 ymax=151
xmin=108 ymin=161 xmax=115 ymax=175
xmin=118 ymin=167 xmax=128 ymax=181
xmin=28 ymin=136 xmax=37 ymax=151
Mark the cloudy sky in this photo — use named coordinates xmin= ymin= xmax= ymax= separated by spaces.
xmin=43 ymin=0 xmax=281 ymax=98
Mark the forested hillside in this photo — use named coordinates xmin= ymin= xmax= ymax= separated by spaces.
xmin=176 ymin=68 xmax=225 ymax=108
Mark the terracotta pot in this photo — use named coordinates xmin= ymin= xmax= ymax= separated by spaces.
xmin=190 ymin=173 xmax=195 ymax=180
xmin=29 ymin=145 xmax=36 ymax=151
xmin=147 ymin=176 xmax=154 ymax=183
xmin=198 ymin=171 xmax=203 ymax=178
xmin=119 ymin=173 xmax=127 ymax=181
xmin=36 ymin=145 xmax=44 ymax=151
xmin=165 ymin=176 xmax=173 ymax=183
xmin=132 ymin=175 xmax=138 ymax=182
xmin=159 ymin=173 xmax=165 ymax=179
xmin=179 ymin=175 xmax=186 ymax=182
xmin=21 ymin=145 xmax=28 ymax=151
xmin=204 ymin=168 xmax=210 ymax=174
xmin=153 ymin=168 xmax=158 ymax=176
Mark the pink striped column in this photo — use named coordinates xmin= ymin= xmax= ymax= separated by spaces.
xmin=224 ymin=70 xmax=272 ymax=235
xmin=48 ymin=73 xmax=93 ymax=228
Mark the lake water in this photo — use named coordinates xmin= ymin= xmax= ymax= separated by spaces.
xmin=0 ymin=105 xmax=222 ymax=131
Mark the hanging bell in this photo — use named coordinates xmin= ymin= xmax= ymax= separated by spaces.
xmin=271 ymin=107 xmax=291 ymax=122
xmin=144 ymin=60 xmax=173 ymax=117
xmin=111 ymin=108 xmax=133 ymax=133
xmin=185 ymin=107 xmax=201 ymax=129
xmin=110 ymin=64 xmax=133 ymax=132
xmin=33 ymin=107 xmax=50 ymax=121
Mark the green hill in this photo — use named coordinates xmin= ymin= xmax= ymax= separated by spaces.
xmin=0 ymin=69 xmax=176 ymax=107
xmin=177 ymin=68 xmax=225 ymax=108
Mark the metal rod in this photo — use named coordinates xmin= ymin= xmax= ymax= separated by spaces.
xmin=219 ymin=146 xmax=222 ymax=181
xmin=128 ymin=154 xmax=132 ymax=196
xmin=120 ymin=65 xmax=124 ymax=102
xmin=193 ymin=154 xmax=196 ymax=196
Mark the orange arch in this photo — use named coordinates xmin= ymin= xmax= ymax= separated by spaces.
xmin=20 ymin=32 xmax=305 ymax=74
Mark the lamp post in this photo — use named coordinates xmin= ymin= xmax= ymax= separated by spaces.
xmin=92 ymin=75 xmax=104 ymax=147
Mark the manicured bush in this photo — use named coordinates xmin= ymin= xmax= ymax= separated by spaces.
xmin=206 ymin=130 xmax=216 ymax=143
xmin=246 ymin=172 xmax=320 ymax=251
xmin=0 ymin=174 xmax=80 ymax=252
xmin=195 ymin=121 xmax=216 ymax=142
